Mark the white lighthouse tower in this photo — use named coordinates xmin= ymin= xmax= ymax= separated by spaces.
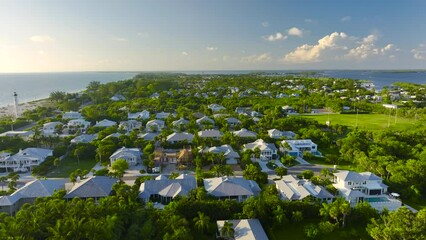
xmin=13 ymin=92 xmax=20 ymax=119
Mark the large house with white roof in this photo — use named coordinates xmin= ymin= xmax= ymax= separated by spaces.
xmin=0 ymin=148 xmax=53 ymax=172
xmin=42 ymin=121 xmax=62 ymax=136
xmin=94 ymin=119 xmax=117 ymax=128
xmin=0 ymin=179 xmax=66 ymax=215
xmin=203 ymin=177 xmax=261 ymax=202
xmin=128 ymin=110 xmax=150 ymax=120
xmin=139 ymin=174 xmax=197 ymax=203
xmin=146 ymin=119 xmax=165 ymax=132
xmin=275 ymin=175 xmax=334 ymax=203
xmin=62 ymin=111 xmax=82 ymax=119
xmin=333 ymin=170 xmax=402 ymax=211
xmin=232 ymin=128 xmax=257 ymax=138
xmin=119 ymin=120 xmax=142 ymax=132
xmin=243 ymin=139 xmax=277 ymax=161
xmin=67 ymin=119 xmax=91 ymax=131
xmin=166 ymin=132 xmax=194 ymax=144
xmin=216 ymin=219 xmax=269 ymax=240
xmin=208 ymin=103 xmax=226 ymax=112
xmin=70 ymin=134 xmax=98 ymax=144
xmin=196 ymin=116 xmax=215 ymax=126
xmin=202 ymin=145 xmax=240 ymax=165
xmin=172 ymin=118 xmax=189 ymax=128
xmin=268 ymin=129 xmax=296 ymax=139
xmin=281 ymin=139 xmax=318 ymax=157
xmin=198 ymin=129 xmax=223 ymax=140
xmin=109 ymin=147 xmax=141 ymax=166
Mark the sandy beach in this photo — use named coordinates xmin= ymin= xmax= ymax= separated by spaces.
xmin=0 ymin=99 xmax=52 ymax=118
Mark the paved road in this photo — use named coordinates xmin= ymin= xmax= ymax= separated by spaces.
xmin=288 ymin=164 xmax=332 ymax=176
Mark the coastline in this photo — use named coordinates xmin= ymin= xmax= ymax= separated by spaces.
xmin=0 ymin=98 xmax=53 ymax=119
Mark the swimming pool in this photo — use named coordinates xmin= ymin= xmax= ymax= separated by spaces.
xmin=365 ymin=197 xmax=389 ymax=203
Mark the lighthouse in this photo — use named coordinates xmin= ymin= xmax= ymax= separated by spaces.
xmin=13 ymin=92 xmax=20 ymax=119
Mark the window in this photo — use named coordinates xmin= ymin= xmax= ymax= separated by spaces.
xmin=348 ymin=182 xmax=352 ymax=185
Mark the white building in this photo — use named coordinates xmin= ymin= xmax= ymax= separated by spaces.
xmin=94 ymin=119 xmax=117 ymax=128
xmin=216 ymin=219 xmax=269 ymax=240
xmin=282 ymin=139 xmax=318 ymax=157
xmin=196 ymin=116 xmax=215 ymax=126
xmin=67 ymin=119 xmax=91 ymax=130
xmin=275 ymin=175 xmax=334 ymax=203
xmin=109 ymin=147 xmax=141 ymax=166
xmin=0 ymin=131 xmax=34 ymax=140
xmin=198 ymin=129 xmax=223 ymax=140
xmin=204 ymin=177 xmax=261 ymax=202
xmin=146 ymin=119 xmax=165 ymax=132
xmin=172 ymin=118 xmax=189 ymax=127
xmin=42 ymin=121 xmax=62 ymax=136
xmin=0 ymin=148 xmax=53 ymax=172
xmin=333 ymin=171 xmax=402 ymax=211
xmin=202 ymin=145 xmax=240 ymax=165
xmin=232 ymin=128 xmax=257 ymax=138
xmin=166 ymin=132 xmax=194 ymax=144
xmin=208 ymin=104 xmax=225 ymax=112
xmin=243 ymin=139 xmax=277 ymax=161
xmin=63 ymin=111 xmax=82 ymax=120
xmin=128 ymin=110 xmax=150 ymax=120
xmin=119 ymin=120 xmax=142 ymax=132
xmin=70 ymin=134 xmax=98 ymax=144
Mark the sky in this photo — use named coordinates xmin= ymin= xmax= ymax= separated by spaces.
xmin=0 ymin=0 xmax=425 ymax=72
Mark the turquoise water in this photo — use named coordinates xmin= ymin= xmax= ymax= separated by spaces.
xmin=366 ymin=197 xmax=389 ymax=203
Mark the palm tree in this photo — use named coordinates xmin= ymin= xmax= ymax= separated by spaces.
xmin=193 ymin=211 xmax=210 ymax=233
xmin=220 ymin=221 xmax=235 ymax=240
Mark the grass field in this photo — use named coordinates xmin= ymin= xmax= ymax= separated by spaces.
xmin=301 ymin=113 xmax=418 ymax=131
xmin=46 ymin=157 xmax=97 ymax=178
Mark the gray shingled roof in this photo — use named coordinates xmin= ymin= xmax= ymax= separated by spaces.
xmin=64 ymin=176 xmax=118 ymax=199
xmin=217 ymin=219 xmax=269 ymax=240
xmin=204 ymin=177 xmax=260 ymax=197
xmin=139 ymin=174 xmax=196 ymax=199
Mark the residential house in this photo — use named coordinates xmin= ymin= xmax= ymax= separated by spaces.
xmin=0 ymin=131 xmax=34 ymax=140
xmin=119 ymin=120 xmax=142 ymax=132
xmin=94 ymin=119 xmax=117 ymax=128
xmin=196 ymin=116 xmax=215 ymax=126
xmin=64 ymin=176 xmax=118 ymax=202
xmin=177 ymin=148 xmax=193 ymax=166
xmin=166 ymin=132 xmax=194 ymax=144
xmin=203 ymin=177 xmax=261 ymax=202
xmin=281 ymin=139 xmax=318 ymax=157
xmin=139 ymin=174 xmax=197 ymax=204
xmin=226 ymin=117 xmax=241 ymax=127
xmin=333 ymin=171 xmax=402 ymax=211
xmin=128 ymin=110 xmax=150 ymax=120
xmin=42 ymin=121 xmax=62 ymax=136
xmin=150 ymin=92 xmax=160 ymax=99
xmin=0 ymin=179 xmax=66 ymax=215
xmin=216 ymin=219 xmax=269 ymax=240
xmin=172 ymin=118 xmax=189 ymax=127
xmin=110 ymin=94 xmax=125 ymax=101
xmin=202 ymin=145 xmax=240 ymax=165
xmin=198 ymin=129 xmax=223 ymax=140
xmin=208 ymin=103 xmax=225 ymax=112
xmin=63 ymin=111 xmax=82 ymax=119
xmin=235 ymin=107 xmax=252 ymax=115
xmin=268 ymin=129 xmax=283 ymax=139
xmin=282 ymin=105 xmax=298 ymax=114
xmin=232 ymin=128 xmax=257 ymax=138
xmin=138 ymin=132 xmax=159 ymax=141
xmin=109 ymin=147 xmax=141 ymax=166
xmin=275 ymin=175 xmax=334 ymax=203
xmin=67 ymin=119 xmax=91 ymax=131
xmin=3 ymin=148 xmax=53 ymax=172
xmin=146 ymin=119 xmax=165 ymax=132
xmin=70 ymin=134 xmax=98 ymax=144
xmin=243 ymin=139 xmax=277 ymax=161
xmin=156 ymin=112 xmax=173 ymax=119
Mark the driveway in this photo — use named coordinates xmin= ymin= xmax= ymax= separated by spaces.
xmin=288 ymin=164 xmax=331 ymax=176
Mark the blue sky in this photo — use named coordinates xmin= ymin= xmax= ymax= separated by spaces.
xmin=1 ymin=0 xmax=425 ymax=72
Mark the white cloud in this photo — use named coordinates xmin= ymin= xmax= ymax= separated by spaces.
xmin=288 ymin=27 xmax=303 ymax=37
xmin=261 ymin=21 xmax=269 ymax=27
xmin=241 ymin=53 xmax=272 ymax=63
xmin=341 ymin=16 xmax=351 ymax=22
xmin=30 ymin=35 xmax=55 ymax=43
xmin=346 ymin=35 xmax=395 ymax=60
xmin=181 ymin=51 xmax=189 ymax=56
xmin=263 ymin=32 xmax=287 ymax=42
xmin=137 ymin=32 xmax=149 ymax=38
xmin=411 ymin=44 xmax=426 ymax=60
xmin=283 ymin=32 xmax=348 ymax=63
xmin=206 ymin=46 xmax=218 ymax=51
xmin=113 ymin=37 xmax=127 ymax=42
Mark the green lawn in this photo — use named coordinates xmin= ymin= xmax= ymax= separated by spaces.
xmin=301 ymin=113 xmax=417 ymax=131
xmin=46 ymin=157 xmax=97 ymax=178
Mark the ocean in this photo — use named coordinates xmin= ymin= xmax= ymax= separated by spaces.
xmin=0 ymin=72 xmax=136 ymax=107
xmin=0 ymin=70 xmax=425 ymax=107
